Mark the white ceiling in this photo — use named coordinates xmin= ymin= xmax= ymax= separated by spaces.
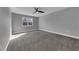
xmin=10 ymin=7 xmax=67 ymax=17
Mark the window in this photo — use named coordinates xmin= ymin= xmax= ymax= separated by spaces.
xmin=22 ymin=17 xmax=33 ymax=26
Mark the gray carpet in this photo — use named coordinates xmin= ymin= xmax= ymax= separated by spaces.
xmin=7 ymin=30 xmax=79 ymax=51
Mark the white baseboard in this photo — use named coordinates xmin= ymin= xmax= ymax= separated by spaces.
xmin=40 ymin=29 xmax=79 ymax=39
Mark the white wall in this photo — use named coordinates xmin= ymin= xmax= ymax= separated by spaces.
xmin=12 ymin=13 xmax=39 ymax=34
xmin=39 ymin=7 xmax=79 ymax=39
xmin=0 ymin=7 xmax=11 ymax=51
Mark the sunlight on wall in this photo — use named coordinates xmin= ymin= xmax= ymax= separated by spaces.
xmin=10 ymin=33 xmax=26 ymax=40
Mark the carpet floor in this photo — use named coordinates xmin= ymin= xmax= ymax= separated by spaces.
xmin=7 ymin=30 xmax=79 ymax=51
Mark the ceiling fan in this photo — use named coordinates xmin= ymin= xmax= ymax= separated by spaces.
xmin=33 ymin=7 xmax=45 ymax=14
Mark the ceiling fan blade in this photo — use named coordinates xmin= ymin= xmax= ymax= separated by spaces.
xmin=33 ymin=7 xmax=45 ymax=14
xmin=34 ymin=7 xmax=37 ymax=10
xmin=33 ymin=11 xmax=37 ymax=14
xmin=34 ymin=7 xmax=38 ymax=11
xmin=38 ymin=11 xmax=45 ymax=13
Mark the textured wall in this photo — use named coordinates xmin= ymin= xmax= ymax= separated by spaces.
xmin=39 ymin=7 xmax=79 ymax=39
xmin=0 ymin=7 xmax=11 ymax=51
xmin=12 ymin=13 xmax=39 ymax=34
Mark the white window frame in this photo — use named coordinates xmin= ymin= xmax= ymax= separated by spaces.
xmin=22 ymin=17 xmax=33 ymax=27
